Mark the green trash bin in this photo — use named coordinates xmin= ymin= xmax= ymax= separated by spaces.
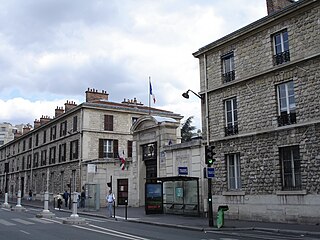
xmin=217 ymin=205 xmax=229 ymax=228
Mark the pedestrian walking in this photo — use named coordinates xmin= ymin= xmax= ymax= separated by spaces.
xmin=28 ymin=190 xmax=32 ymax=201
xmin=63 ymin=190 xmax=69 ymax=207
xmin=106 ymin=190 xmax=115 ymax=218
xmin=80 ymin=188 xmax=86 ymax=208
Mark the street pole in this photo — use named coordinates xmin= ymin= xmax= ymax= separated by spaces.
xmin=208 ymin=178 xmax=213 ymax=227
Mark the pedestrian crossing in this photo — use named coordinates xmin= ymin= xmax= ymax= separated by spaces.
xmin=0 ymin=217 xmax=53 ymax=226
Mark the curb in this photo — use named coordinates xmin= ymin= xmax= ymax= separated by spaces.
xmin=3 ymin=201 xmax=320 ymax=237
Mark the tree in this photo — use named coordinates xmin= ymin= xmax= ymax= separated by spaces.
xmin=181 ymin=116 xmax=197 ymax=143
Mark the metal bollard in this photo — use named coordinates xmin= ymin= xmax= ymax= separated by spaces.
xmin=70 ymin=192 xmax=79 ymax=218
xmin=125 ymin=199 xmax=128 ymax=220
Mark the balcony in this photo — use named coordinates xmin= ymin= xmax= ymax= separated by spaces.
xmin=222 ymin=70 xmax=235 ymax=83
xmin=278 ymin=112 xmax=296 ymax=127
xmin=225 ymin=124 xmax=238 ymax=136
xmin=274 ymin=50 xmax=290 ymax=65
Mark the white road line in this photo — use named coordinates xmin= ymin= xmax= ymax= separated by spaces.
xmin=29 ymin=218 xmax=54 ymax=224
xmin=89 ymin=224 xmax=151 ymax=240
xmin=12 ymin=218 xmax=35 ymax=225
xmin=19 ymin=230 xmax=30 ymax=235
xmin=0 ymin=219 xmax=16 ymax=226
xmin=73 ymin=224 xmax=151 ymax=240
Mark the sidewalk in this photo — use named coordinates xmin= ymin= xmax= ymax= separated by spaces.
xmin=2 ymin=198 xmax=320 ymax=237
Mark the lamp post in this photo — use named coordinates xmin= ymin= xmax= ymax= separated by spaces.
xmin=182 ymin=89 xmax=213 ymax=227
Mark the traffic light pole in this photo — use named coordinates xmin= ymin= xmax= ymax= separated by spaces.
xmin=208 ymin=172 xmax=213 ymax=227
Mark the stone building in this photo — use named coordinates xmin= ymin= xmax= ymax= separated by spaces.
xmin=0 ymin=88 xmax=182 ymax=208
xmin=193 ymin=0 xmax=320 ymax=223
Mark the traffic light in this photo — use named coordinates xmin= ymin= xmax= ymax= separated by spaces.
xmin=205 ymin=145 xmax=216 ymax=166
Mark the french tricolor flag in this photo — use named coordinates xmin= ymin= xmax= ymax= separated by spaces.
xmin=149 ymin=80 xmax=156 ymax=104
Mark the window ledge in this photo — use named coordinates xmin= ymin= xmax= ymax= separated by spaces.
xmin=276 ymin=190 xmax=307 ymax=195
xmin=222 ymin=191 xmax=245 ymax=196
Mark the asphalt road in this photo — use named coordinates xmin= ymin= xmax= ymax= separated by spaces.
xmin=0 ymin=206 xmax=319 ymax=240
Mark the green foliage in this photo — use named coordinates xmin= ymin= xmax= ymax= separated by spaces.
xmin=181 ymin=116 xmax=197 ymax=143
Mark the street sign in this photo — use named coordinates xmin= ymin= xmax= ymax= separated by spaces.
xmin=207 ymin=167 xmax=215 ymax=178
xmin=178 ymin=167 xmax=188 ymax=175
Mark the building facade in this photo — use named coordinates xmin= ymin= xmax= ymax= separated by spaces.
xmin=193 ymin=0 xmax=320 ymax=223
xmin=0 ymin=88 xmax=182 ymax=208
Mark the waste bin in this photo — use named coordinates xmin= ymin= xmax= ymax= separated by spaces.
xmin=217 ymin=205 xmax=229 ymax=228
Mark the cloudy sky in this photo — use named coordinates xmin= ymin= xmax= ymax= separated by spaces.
xmin=0 ymin=0 xmax=267 ymax=130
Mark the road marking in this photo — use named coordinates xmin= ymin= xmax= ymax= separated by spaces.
xmin=74 ymin=224 xmax=151 ymax=240
xmin=0 ymin=219 xmax=16 ymax=226
xmin=19 ymin=230 xmax=30 ymax=235
xmin=29 ymin=218 xmax=54 ymax=224
xmin=12 ymin=218 xmax=35 ymax=225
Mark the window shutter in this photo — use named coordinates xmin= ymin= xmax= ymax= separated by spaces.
xmin=104 ymin=115 xmax=114 ymax=131
xmin=99 ymin=139 xmax=104 ymax=158
xmin=113 ymin=140 xmax=118 ymax=158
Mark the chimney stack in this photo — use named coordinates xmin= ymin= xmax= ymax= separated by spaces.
xmin=23 ymin=126 xmax=31 ymax=135
xmin=266 ymin=0 xmax=295 ymax=15
xmin=64 ymin=100 xmax=77 ymax=112
xmin=34 ymin=119 xmax=41 ymax=129
xmin=40 ymin=115 xmax=51 ymax=125
xmin=55 ymin=106 xmax=64 ymax=117
xmin=85 ymin=88 xmax=109 ymax=103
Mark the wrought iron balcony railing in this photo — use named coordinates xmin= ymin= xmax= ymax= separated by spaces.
xmin=222 ymin=70 xmax=235 ymax=83
xmin=278 ymin=112 xmax=296 ymax=127
xmin=274 ymin=50 xmax=290 ymax=65
xmin=225 ymin=124 xmax=238 ymax=136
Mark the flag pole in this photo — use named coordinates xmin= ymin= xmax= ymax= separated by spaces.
xmin=148 ymin=76 xmax=151 ymax=115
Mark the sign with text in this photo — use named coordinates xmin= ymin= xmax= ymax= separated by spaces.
xmin=207 ymin=167 xmax=215 ymax=178
xmin=178 ymin=167 xmax=188 ymax=175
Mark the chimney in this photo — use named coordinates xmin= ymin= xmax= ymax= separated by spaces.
xmin=64 ymin=100 xmax=77 ymax=112
xmin=23 ymin=126 xmax=31 ymax=135
xmin=34 ymin=119 xmax=41 ymax=129
xmin=40 ymin=115 xmax=51 ymax=125
xmin=55 ymin=106 xmax=64 ymax=117
xmin=266 ymin=0 xmax=295 ymax=15
xmin=14 ymin=132 xmax=22 ymax=139
xmin=85 ymin=88 xmax=109 ymax=103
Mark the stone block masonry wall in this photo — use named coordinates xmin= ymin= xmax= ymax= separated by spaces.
xmin=200 ymin=2 xmax=320 ymax=92
xmin=207 ymin=57 xmax=320 ymax=140
xmin=210 ymin=123 xmax=320 ymax=224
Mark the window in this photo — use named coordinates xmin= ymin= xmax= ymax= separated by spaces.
xmin=33 ymin=152 xmax=39 ymax=167
xmin=222 ymin=52 xmax=235 ymax=83
xmin=226 ymin=153 xmax=241 ymax=190
xmin=70 ymin=140 xmax=79 ymax=160
xmin=273 ymin=30 xmax=290 ymax=65
xmin=27 ymin=154 xmax=31 ymax=168
xmin=279 ymin=146 xmax=301 ymax=190
xmin=60 ymin=121 xmax=67 ymax=137
xmin=127 ymin=141 xmax=133 ymax=158
xmin=224 ymin=98 xmax=238 ymax=136
xmin=132 ymin=117 xmax=138 ymax=125
xmin=99 ymin=139 xmax=118 ymax=158
xmin=35 ymin=134 xmax=39 ymax=146
xmin=43 ymin=130 xmax=47 ymax=144
xmin=59 ymin=143 xmax=66 ymax=162
xmin=41 ymin=150 xmax=47 ymax=166
xmin=23 ymin=140 xmax=26 ymax=151
xmin=50 ymin=126 xmax=57 ymax=141
xmin=21 ymin=156 xmax=25 ymax=170
xmin=49 ymin=147 xmax=56 ymax=164
xmin=29 ymin=137 xmax=32 ymax=149
xmin=73 ymin=116 xmax=78 ymax=132
xmin=104 ymin=115 xmax=114 ymax=131
xmin=277 ymin=81 xmax=296 ymax=126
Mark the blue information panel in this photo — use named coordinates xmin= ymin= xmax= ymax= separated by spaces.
xmin=178 ymin=167 xmax=188 ymax=175
xmin=207 ymin=167 xmax=215 ymax=178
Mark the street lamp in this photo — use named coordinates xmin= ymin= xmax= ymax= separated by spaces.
xmin=182 ymin=88 xmax=213 ymax=227
xmin=182 ymin=89 xmax=203 ymax=99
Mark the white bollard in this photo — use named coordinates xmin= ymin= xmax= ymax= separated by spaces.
xmin=3 ymin=193 xmax=10 ymax=208
xmin=16 ymin=190 xmax=22 ymax=207
xmin=70 ymin=192 xmax=79 ymax=218
xmin=43 ymin=192 xmax=50 ymax=213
